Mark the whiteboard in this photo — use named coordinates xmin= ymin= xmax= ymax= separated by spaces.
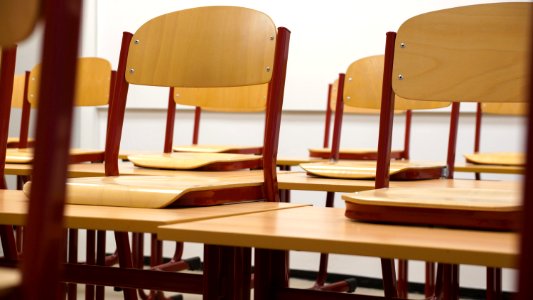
xmin=95 ymin=0 xmax=526 ymax=111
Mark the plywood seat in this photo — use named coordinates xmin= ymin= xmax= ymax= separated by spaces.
xmin=173 ymin=144 xmax=262 ymax=155
xmin=343 ymin=186 xmax=521 ymax=230
xmin=5 ymin=148 xmax=104 ymax=164
xmin=128 ymin=152 xmax=262 ymax=171
xmin=300 ymin=160 xmax=445 ymax=180
xmin=23 ymin=171 xmax=265 ymax=208
xmin=464 ymin=152 xmax=524 ymax=166
xmin=309 ymin=147 xmax=404 ymax=160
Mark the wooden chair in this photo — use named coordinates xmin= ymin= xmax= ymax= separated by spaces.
xmin=0 ymin=0 xmax=83 ymax=298
xmin=342 ymin=3 xmax=531 ymax=299
xmin=6 ymin=74 xmax=32 ymax=148
xmin=168 ymin=84 xmax=268 ymax=155
xmin=22 ymin=6 xmax=290 ymax=299
xmin=300 ymin=55 xmax=449 ymax=180
xmin=5 ymin=57 xmax=115 ymax=164
xmin=464 ymin=102 xmax=527 ymax=178
xmin=309 ymin=76 xmax=411 ymax=161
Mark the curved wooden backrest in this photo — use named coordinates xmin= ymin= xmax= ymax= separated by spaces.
xmin=0 ymin=0 xmax=40 ymax=46
xmin=28 ymin=57 xmax=112 ymax=107
xmin=392 ymin=2 xmax=532 ymax=103
xmin=126 ymin=6 xmax=277 ymax=87
xmin=173 ymin=83 xmax=268 ymax=112
xmin=344 ymin=55 xmax=450 ymax=110
xmin=11 ymin=74 xmax=26 ymax=108
xmin=482 ymin=102 xmax=528 ymax=116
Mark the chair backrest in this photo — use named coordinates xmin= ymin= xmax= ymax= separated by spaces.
xmin=10 ymin=73 xmax=32 ymax=148
xmin=27 ymin=57 xmax=112 ymax=107
xmin=0 ymin=0 xmax=40 ymax=47
xmin=106 ymin=6 xmax=290 ymax=202
xmin=11 ymin=74 xmax=26 ymax=108
xmin=173 ymin=84 xmax=268 ymax=112
xmin=376 ymin=2 xmax=532 ymax=188
xmin=481 ymin=102 xmax=528 ymax=116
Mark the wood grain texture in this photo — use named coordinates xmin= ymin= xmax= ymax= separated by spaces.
xmin=173 ymin=84 xmax=268 ymax=112
xmin=343 ymin=55 xmax=450 ymax=110
xmin=5 ymin=148 xmax=104 ymax=164
xmin=0 ymin=189 xmax=307 ymax=232
xmin=28 ymin=57 xmax=112 ymax=107
xmin=157 ymin=206 xmax=518 ymax=268
xmin=11 ymin=74 xmax=25 ymax=108
xmin=172 ymin=144 xmax=261 ymax=154
xmin=482 ymin=102 xmax=528 ymax=116
xmin=300 ymin=160 xmax=444 ymax=179
xmin=128 ymin=152 xmax=262 ymax=170
xmin=126 ymin=6 xmax=276 ymax=87
xmin=392 ymin=2 xmax=532 ymax=103
xmin=343 ymin=186 xmax=520 ymax=212
xmin=464 ymin=152 xmax=524 ymax=166
xmin=0 ymin=0 xmax=39 ymax=46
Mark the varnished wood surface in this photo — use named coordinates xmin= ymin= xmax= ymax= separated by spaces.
xmin=126 ymin=6 xmax=276 ymax=87
xmin=464 ymin=152 xmax=524 ymax=167
xmin=172 ymin=144 xmax=260 ymax=153
xmin=482 ymin=102 xmax=527 ymax=116
xmin=392 ymin=3 xmax=531 ymax=103
xmin=128 ymin=152 xmax=261 ymax=170
xmin=299 ymin=160 xmax=444 ymax=179
xmin=158 ymin=206 xmax=518 ymax=268
xmin=11 ymin=74 xmax=25 ymax=108
xmin=0 ymin=267 xmax=20 ymax=296
xmin=5 ymin=148 xmax=103 ymax=164
xmin=455 ymin=162 xmax=524 ymax=175
xmin=343 ymin=186 xmax=520 ymax=212
xmin=277 ymin=171 xmax=519 ymax=192
xmin=28 ymin=57 xmax=112 ymax=107
xmin=173 ymin=84 xmax=267 ymax=112
xmin=0 ymin=0 xmax=39 ymax=46
xmin=0 ymin=189 xmax=308 ymax=232
xmin=343 ymin=55 xmax=449 ymax=110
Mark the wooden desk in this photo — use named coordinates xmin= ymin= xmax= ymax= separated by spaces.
xmin=158 ymin=206 xmax=517 ymax=268
xmin=454 ymin=163 xmax=523 ymax=175
xmin=0 ymin=190 xmax=308 ymax=232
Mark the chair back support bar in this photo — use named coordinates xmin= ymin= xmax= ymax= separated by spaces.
xmin=125 ymin=7 xmax=277 ymax=88
xmin=392 ymin=2 xmax=532 ymax=103
xmin=28 ymin=57 xmax=112 ymax=107
xmin=173 ymin=84 xmax=268 ymax=112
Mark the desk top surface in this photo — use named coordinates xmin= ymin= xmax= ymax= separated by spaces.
xmin=0 ymin=190 xmax=308 ymax=233
xmin=158 ymin=206 xmax=518 ymax=268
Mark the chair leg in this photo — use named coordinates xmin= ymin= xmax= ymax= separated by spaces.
xmin=398 ymin=259 xmax=409 ymax=298
xmin=487 ymin=267 xmax=502 ymax=300
xmin=425 ymin=262 xmax=436 ymax=298
xmin=114 ymin=231 xmax=139 ymax=300
xmin=381 ymin=258 xmax=399 ymax=298
xmin=95 ymin=231 xmax=106 ymax=300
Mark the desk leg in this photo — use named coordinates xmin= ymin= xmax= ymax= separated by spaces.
xmin=254 ymin=248 xmax=289 ymax=300
xmin=95 ymin=231 xmax=106 ymax=300
xmin=279 ymin=165 xmax=291 ymax=203
xmin=85 ymin=230 xmax=96 ymax=300
xmin=115 ymin=231 xmax=138 ymax=300
xmin=487 ymin=267 xmax=502 ymax=300
xmin=204 ymin=245 xmax=251 ymax=300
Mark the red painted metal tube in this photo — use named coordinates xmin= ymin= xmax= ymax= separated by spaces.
xmin=262 ymin=27 xmax=290 ymax=203
xmin=375 ymin=32 xmax=397 ymax=189
xmin=18 ymin=71 xmax=31 ymax=149
xmin=474 ymin=102 xmax=482 ymax=153
xmin=164 ymin=87 xmax=176 ymax=153
xmin=330 ymin=73 xmax=345 ymax=162
xmin=323 ymin=83 xmax=333 ymax=148
xmin=446 ymin=102 xmax=460 ymax=179
xmin=104 ymin=32 xmax=133 ymax=176
xmin=402 ymin=109 xmax=412 ymax=160
xmin=0 ymin=46 xmax=17 ymax=187
xmin=21 ymin=0 xmax=82 ymax=298
xmin=193 ymin=106 xmax=201 ymax=144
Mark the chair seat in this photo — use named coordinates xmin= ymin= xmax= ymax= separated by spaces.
xmin=173 ymin=144 xmax=262 ymax=155
xmin=308 ymin=147 xmax=404 ymax=160
xmin=343 ymin=186 xmax=521 ymax=230
xmin=300 ymin=160 xmax=445 ymax=180
xmin=464 ymin=152 xmax=524 ymax=166
xmin=6 ymin=137 xmax=34 ymax=148
xmin=128 ymin=152 xmax=262 ymax=171
xmin=0 ymin=267 xmax=20 ymax=297
xmin=23 ymin=171 xmax=265 ymax=208
xmin=5 ymin=148 xmax=104 ymax=164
